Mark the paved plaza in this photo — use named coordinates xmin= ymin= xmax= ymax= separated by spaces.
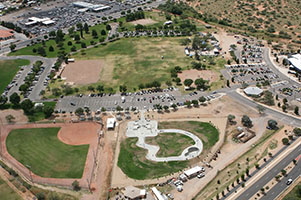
xmin=126 ymin=111 xmax=203 ymax=162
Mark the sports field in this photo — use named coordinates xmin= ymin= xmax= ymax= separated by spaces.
xmin=145 ymin=132 xmax=195 ymax=157
xmin=71 ymin=37 xmax=192 ymax=91
xmin=6 ymin=127 xmax=89 ymax=178
xmin=0 ymin=59 xmax=30 ymax=94
xmin=0 ymin=177 xmax=22 ymax=200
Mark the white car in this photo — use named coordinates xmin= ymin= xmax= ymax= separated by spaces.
xmin=286 ymin=178 xmax=293 ymax=185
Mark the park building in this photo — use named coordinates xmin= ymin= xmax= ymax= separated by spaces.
xmin=287 ymin=54 xmax=301 ymax=73
xmin=243 ymin=86 xmax=263 ymax=97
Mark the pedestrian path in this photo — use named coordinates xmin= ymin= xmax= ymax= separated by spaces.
xmin=126 ymin=111 xmax=203 ymax=162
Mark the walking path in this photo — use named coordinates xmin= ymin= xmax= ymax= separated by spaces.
xmin=126 ymin=111 xmax=203 ymax=162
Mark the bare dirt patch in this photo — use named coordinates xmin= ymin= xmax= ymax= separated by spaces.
xmin=0 ymin=109 xmax=28 ymax=123
xmin=61 ymin=60 xmax=104 ymax=85
xmin=130 ymin=18 xmax=157 ymax=26
xmin=178 ymin=69 xmax=219 ymax=84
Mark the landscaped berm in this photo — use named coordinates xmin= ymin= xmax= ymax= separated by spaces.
xmin=6 ymin=127 xmax=89 ymax=178
xmin=117 ymin=121 xmax=219 ymax=180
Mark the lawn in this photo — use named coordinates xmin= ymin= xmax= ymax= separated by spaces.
xmin=70 ymin=37 xmax=192 ymax=92
xmin=6 ymin=127 xmax=89 ymax=178
xmin=27 ymin=101 xmax=57 ymax=122
xmin=118 ymin=137 xmax=189 ymax=180
xmin=0 ymin=59 xmax=30 ymax=94
xmin=283 ymin=182 xmax=301 ymax=200
xmin=0 ymin=177 xmax=22 ymax=200
xmin=9 ymin=23 xmax=107 ymax=58
xmin=145 ymin=132 xmax=195 ymax=157
xmin=158 ymin=121 xmax=219 ymax=150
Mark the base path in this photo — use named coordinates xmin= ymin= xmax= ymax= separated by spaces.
xmin=126 ymin=112 xmax=203 ymax=162
xmin=0 ymin=122 xmax=101 ymax=190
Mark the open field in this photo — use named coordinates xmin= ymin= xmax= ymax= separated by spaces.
xmin=187 ymin=0 xmax=301 ymax=49
xmin=145 ymin=132 xmax=195 ymax=157
xmin=71 ymin=37 xmax=193 ymax=91
xmin=117 ymin=121 xmax=219 ymax=180
xmin=62 ymin=60 xmax=104 ymax=85
xmin=283 ymin=182 xmax=301 ymax=200
xmin=0 ymin=59 xmax=30 ymax=94
xmin=117 ymin=137 xmax=189 ymax=180
xmin=0 ymin=177 xmax=22 ymax=200
xmin=6 ymin=127 xmax=89 ymax=178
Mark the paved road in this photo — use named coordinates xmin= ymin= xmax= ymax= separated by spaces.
xmin=235 ymin=144 xmax=301 ymax=200
xmin=261 ymin=159 xmax=301 ymax=200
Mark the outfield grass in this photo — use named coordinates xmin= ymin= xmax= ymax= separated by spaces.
xmin=0 ymin=177 xmax=22 ymax=200
xmin=118 ymin=138 xmax=189 ymax=180
xmin=70 ymin=37 xmax=192 ymax=92
xmin=0 ymin=59 xmax=30 ymax=94
xmin=145 ymin=132 xmax=195 ymax=157
xmin=283 ymin=182 xmax=301 ymax=200
xmin=158 ymin=121 xmax=219 ymax=150
xmin=6 ymin=127 xmax=89 ymax=178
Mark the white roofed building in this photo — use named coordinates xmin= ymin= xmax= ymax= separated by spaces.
xmin=288 ymin=54 xmax=301 ymax=72
xmin=244 ymin=86 xmax=263 ymax=97
xmin=184 ymin=166 xmax=203 ymax=178
xmin=106 ymin=118 xmax=116 ymax=130
xmin=123 ymin=186 xmax=146 ymax=200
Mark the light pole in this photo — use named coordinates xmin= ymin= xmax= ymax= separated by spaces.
xmin=25 ymin=164 xmax=33 ymax=183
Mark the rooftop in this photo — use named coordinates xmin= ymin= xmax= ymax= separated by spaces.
xmin=244 ymin=86 xmax=263 ymax=96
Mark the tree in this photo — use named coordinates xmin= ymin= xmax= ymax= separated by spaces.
xmin=199 ymin=96 xmax=206 ymax=104
xmin=10 ymin=43 xmax=16 ymax=52
xmin=76 ymin=23 xmax=83 ymax=38
xmin=74 ymin=34 xmax=80 ymax=42
xmin=72 ymin=180 xmax=81 ymax=191
xmin=294 ymin=106 xmax=299 ymax=115
xmin=267 ymin=120 xmax=278 ymax=130
xmin=171 ymin=103 xmax=177 ymax=110
xmin=9 ymin=92 xmax=20 ymax=106
xmin=184 ymin=79 xmax=193 ymax=88
xmin=241 ymin=115 xmax=253 ymax=128
xmin=281 ymin=169 xmax=287 ymax=176
xmin=246 ymin=168 xmax=250 ymax=176
xmin=227 ymin=79 xmax=230 ymax=87
xmin=75 ymin=107 xmax=84 ymax=116
xmin=106 ymin=24 xmax=111 ymax=31
xmin=96 ymin=85 xmax=104 ymax=93
xmin=282 ymin=104 xmax=287 ymax=112
xmin=192 ymin=99 xmax=199 ymax=107
xmin=20 ymin=99 xmax=34 ymax=114
xmin=255 ymin=163 xmax=260 ymax=169
xmin=101 ymin=29 xmax=106 ymax=36
xmin=293 ymin=128 xmax=301 ymax=136
xmin=119 ymin=85 xmax=127 ymax=93
xmin=116 ymin=105 xmax=123 ymax=112
xmin=92 ymin=29 xmax=98 ymax=38
xmin=241 ymin=174 xmax=245 ymax=181
xmin=37 ymin=47 xmax=46 ymax=56
xmin=227 ymin=114 xmax=236 ymax=124
xmin=84 ymin=23 xmax=89 ymax=33
xmin=282 ymin=138 xmax=289 ymax=145
xmin=163 ymin=105 xmax=169 ymax=112
xmin=49 ymin=45 xmax=54 ymax=52
xmin=5 ymin=115 xmax=15 ymax=123
xmin=81 ymin=42 xmax=86 ymax=48
xmin=43 ymin=106 xmax=54 ymax=118
xmin=0 ymin=95 xmax=8 ymax=106
xmin=36 ymin=192 xmax=45 ymax=200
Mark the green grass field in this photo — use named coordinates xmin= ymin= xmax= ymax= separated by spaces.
xmin=283 ymin=182 xmax=301 ymax=200
xmin=158 ymin=121 xmax=219 ymax=150
xmin=118 ymin=121 xmax=219 ymax=180
xmin=0 ymin=177 xmax=22 ymax=200
xmin=6 ymin=127 xmax=89 ymax=178
xmin=70 ymin=37 xmax=193 ymax=91
xmin=118 ymin=137 xmax=189 ymax=180
xmin=0 ymin=59 xmax=30 ymax=94
xmin=145 ymin=132 xmax=195 ymax=157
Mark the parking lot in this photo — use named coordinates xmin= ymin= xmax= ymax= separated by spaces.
xmin=13 ymin=0 xmax=166 ymax=36
xmin=56 ymin=88 xmax=221 ymax=112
